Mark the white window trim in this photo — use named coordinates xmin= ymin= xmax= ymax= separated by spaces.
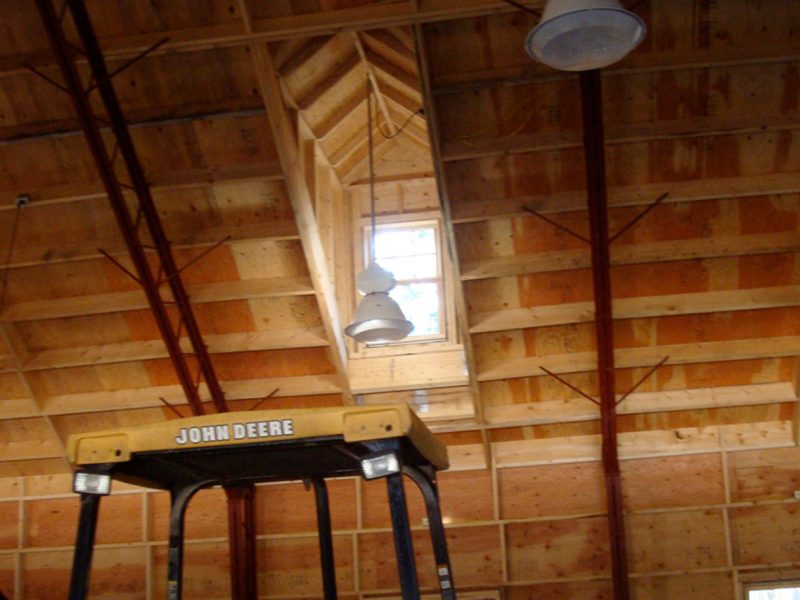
xmin=744 ymin=581 xmax=800 ymax=598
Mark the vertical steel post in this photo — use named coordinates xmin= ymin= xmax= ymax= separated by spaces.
xmin=312 ymin=479 xmax=338 ymax=600
xmin=225 ymin=485 xmax=258 ymax=600
xmin=579 ymin=69 xmax=631 ymax=600
xmin=386 ymin=473 xmax=421 ymax=600
xmin=404 ymin=466 xmax=456 ymax=599
xmin=67 ymin=493 xmax=102 ymax=600
xmin=167 ymin=484 xmax=206 ymax=600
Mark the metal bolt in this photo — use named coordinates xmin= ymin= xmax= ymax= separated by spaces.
xmin=14 ymin=194 xmax=30 ymax=208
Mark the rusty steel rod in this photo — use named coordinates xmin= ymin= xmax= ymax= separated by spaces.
xmin=36 ymin=0 xmax=228 ymax=415
xmin=225 ymin=485 xmax=258 ymax=599
xmin=579 ymin=69 xmax=631 ymax=600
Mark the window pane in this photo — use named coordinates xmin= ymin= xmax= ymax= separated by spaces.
xmin=374 ymin=227 xmax=436 ymax=259
xmin=750 ymin=588 xmax=800 ymax=599
xmin=379 ymin=255 xmax=438 ymax=280
xmin=390 ymin=282 xmax=440 ymax=336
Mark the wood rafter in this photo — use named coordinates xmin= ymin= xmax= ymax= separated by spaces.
xmin=352 ymin=31 xmax=398 ymax=137
xmin=0 ymin=0 xmax=546 ymax=80
xmin=470 ymin=286 xmax=800 ymax=334
xmin=460 ymin=231 xmax=800 ymax=281
xmin=413 ymin=23 xmax=490 ymax=461
xmin=242 ymin=11 xmax=352 ymax=401
xmin=477 ymin=336 xmax=800 ymax=382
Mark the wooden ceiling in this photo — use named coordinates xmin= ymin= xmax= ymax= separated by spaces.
xmin=0 ymin=0 xmax=798 ymax=479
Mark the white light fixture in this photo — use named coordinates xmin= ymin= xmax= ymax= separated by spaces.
xmin=73 ymin=471 xmax=112 ymax=495
xmin=344 ymin=79 xmax=414 ymax=344
xmin=345 ymin=262 xmax=414 ymax=343
xmin=525 ymin=0 xmax=646 ymax=71
xmin=360 ymin=451 xmax=400 ymax=480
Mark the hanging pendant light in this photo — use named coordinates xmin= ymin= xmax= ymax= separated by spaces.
xmin=344 ymin=79 xmax=414 ymax=344
xmin=525 ymin=0 xmax=646 ymax=71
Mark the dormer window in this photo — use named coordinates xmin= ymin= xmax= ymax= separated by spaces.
xmin=364 ymin=220 xmax=446 ymax=345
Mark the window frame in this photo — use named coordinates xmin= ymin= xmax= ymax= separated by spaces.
xmin=352 ymin=214 xmax=456 ymax=354
xmin=744 ymin=581 xmax=800 ymax=599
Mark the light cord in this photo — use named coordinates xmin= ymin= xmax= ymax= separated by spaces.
xmin=367 ymin=77 xmax=377 ymax=260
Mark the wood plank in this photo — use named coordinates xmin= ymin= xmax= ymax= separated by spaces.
xmin=360 ymin=29 xmax=417 ymax=74
xmin=6 ymin=220 xmax=299 ymax=271
xmin=361 ymin=387 xmax=476 ymax=422
xmin=296 ymin=52 xmax=362 ymax=111
xmin=451 ymin=172 xmax=800 ymax=224
xmin=353 ymin=31 xmax=397 ymax=137
xmin=477 ymin=336 xmax=800 ymax=382
xmin=483 ymin=383 xmax=797 ymax=427
xmin=368 ymin=50 xmax=422 ymax=100
xmin=21 ymin=328 xmax=328 ymax=371
xmin=442 ymin=112 xmax=800 ymax=162
xmin=470 ymin=286 xmax=800 ymax=333
xmin=0 ymin=276 xmax=314 ymax=323
xmin=461 ymin=232 xmax=800 ymax=281
xmin=348 ymin=349 xmax=469 ymax=394
xmin=314 ymin=94 xmax=366 ymax=140
xmin=0 ymin=2 xmax=545 ymax=80
xmin=41 ymin=374 xmax=341 ymax=415
xmin=0 ymin=161 xmax=284 ymax=212
xmin=0 ymin=458 xmax=69 ymax=477
xmin=433 ymin=45 xmax=800 ymax=93
xmin=278 ymin=35 xmax=335 ymax=78
xmin=493 ymin=421 xmax=793 ymax=468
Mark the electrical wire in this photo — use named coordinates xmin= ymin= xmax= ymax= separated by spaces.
xmin=376 ymin=101 xmax=425 ymax=140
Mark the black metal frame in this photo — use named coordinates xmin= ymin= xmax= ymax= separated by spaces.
xmin=66 ymin=438 xmax=456 ymax=600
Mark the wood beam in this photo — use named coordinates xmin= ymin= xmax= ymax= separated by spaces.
xmin=460 ymin=231 xmax=800 ymax=281
xmin=442 ymin=112 xmax=800 ymax=162
xmin=0 ymin=160 xmax=283 ymax=212
xmin=314 ymin=93 xmax=367 ymax=140
xmin=278 ymin=35 xmax=335 ymax=78
xmin=482 ymin=382 xmax=798 ymax=429
xmin=0 ymin=2 xmax=547 ymax=84
xmin=491 ymin=420 xmax=794 ymax=468
xmin=340 ymin=135 xmax=396 ymax=185
xmin=0 ymin=276 xmax=315 ymax=322
xmin=469 ymin=286 xmax=800 ymax=334
xmin=296 ymin=52 xmax=361 ymax=111
xmin=413 ymin=23 xmax=490 ymax=463
xmin=433 ymin=47 xmax=800 ymax=95
xmin=451 ymin=172 xmax=800 ymax=224
xmin=352 ymin=31 xmax=397 ymax=136
xmin=248 ymin=41 xmax=352 ymax=401
xmin=17 ymin=328 xmax=328 ymax=372
xmin=360 ymin=29 xmax=417 ymax=73
xmin=368 ymin=50 xmax=422 ymax=101
xmin=477 ymin=335 xmax=800 ymax=382
xmin=348 ymin=350 xmax=470 ymax=394
xmin=3 ymin=221 xmax=298 ymax=271
xmin=40 ymin=374 xmax=341 ymax=416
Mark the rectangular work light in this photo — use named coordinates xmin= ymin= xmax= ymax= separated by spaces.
xmin=73 ymin=472 xmax=111 ymax=496
xmin=360 ymin=452 xmax=400 ymax=480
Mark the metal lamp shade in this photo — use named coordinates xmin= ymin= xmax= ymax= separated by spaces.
xmin=525 ymin=0 xmax=646 ymax=71
xmin=345 ymin=262 xmax=414 ymax=343
xmin=345 ymin=292 xmax=414 ymax=343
